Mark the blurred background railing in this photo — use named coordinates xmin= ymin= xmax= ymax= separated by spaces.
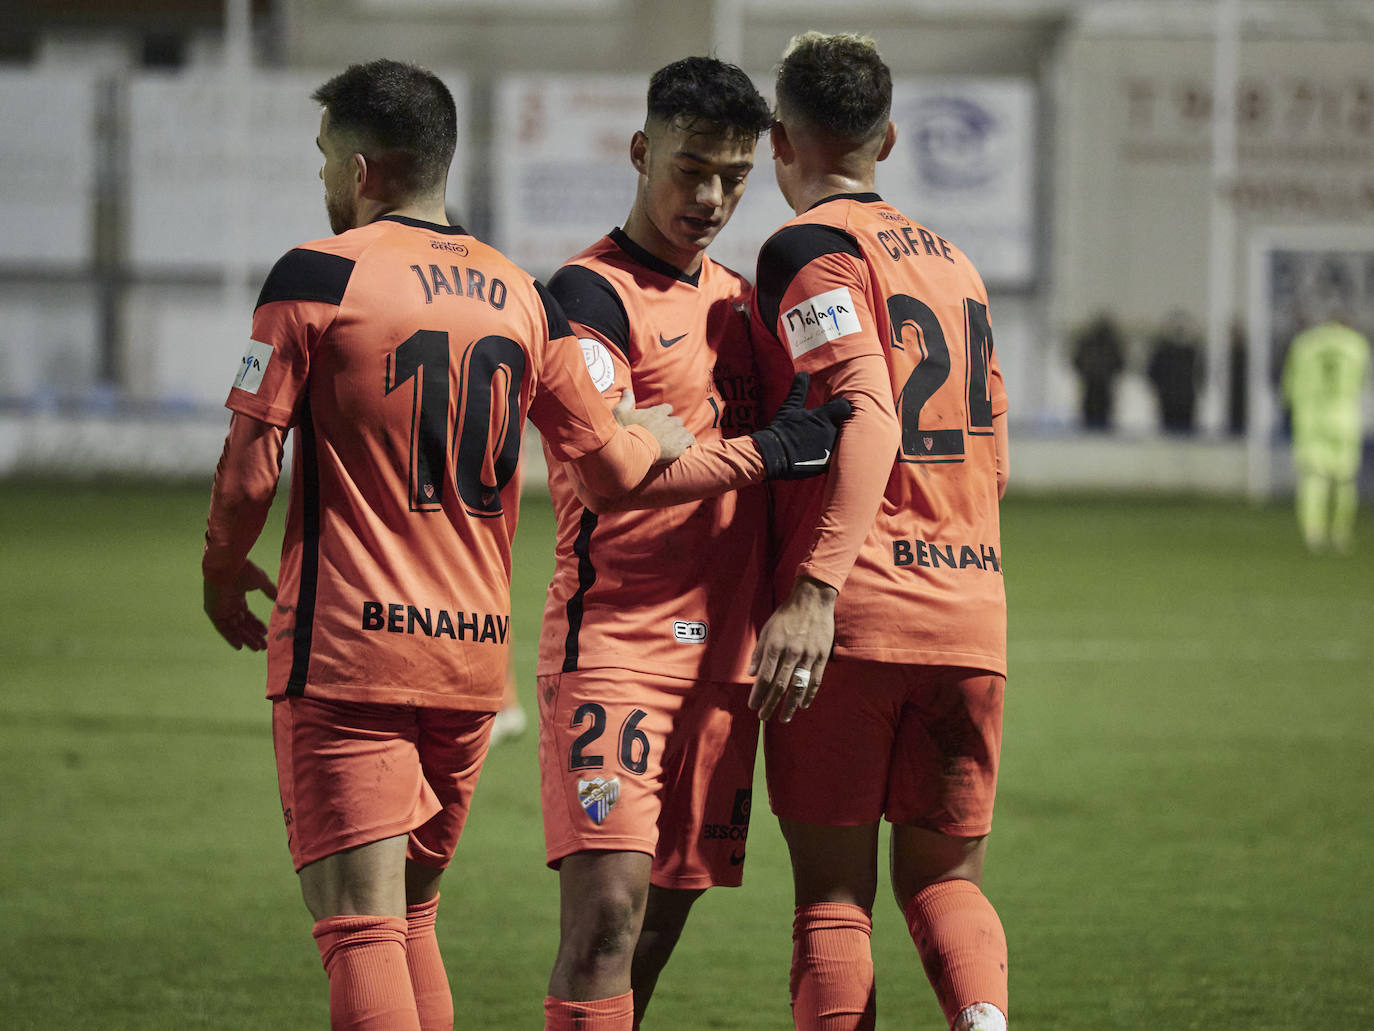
xmin=1 ymin=0 xmax=1371 ymax=494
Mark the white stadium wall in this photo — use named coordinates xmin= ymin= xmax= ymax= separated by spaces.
xmin=2 ymin=3 xmax=1372 ymax=490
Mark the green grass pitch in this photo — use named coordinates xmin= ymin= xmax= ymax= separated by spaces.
xmin=1 ymin=479 xmax=1371 ymax=1029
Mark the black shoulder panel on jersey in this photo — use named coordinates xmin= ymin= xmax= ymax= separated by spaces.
xmin=534 ymin=279 xmax=574 ymax=341
xmin=547 ymin=264 xmax=631 ymax=360
xmin=255 ymin=248 xmax=356 ymax=311
xmin=755 ymin=224 xmax=863 ymax=341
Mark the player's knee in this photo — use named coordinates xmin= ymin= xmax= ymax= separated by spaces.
xmin=566 ymin=892 xmax=642 ymax=966
xmin=889 ymin=828 xmax=988 ymax=907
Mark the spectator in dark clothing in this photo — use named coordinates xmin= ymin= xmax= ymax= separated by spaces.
xmin=1071 ymin=313 xmax=1126 ymax=431
xmin=1148 ymin=310 xmax=1204 ymax=434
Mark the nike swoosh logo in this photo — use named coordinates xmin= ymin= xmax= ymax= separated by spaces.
xmin=793 ymin=449 xmax=831 ymax=467
xmin=729 ymin=851 xmax=746 ymax=866
xmin=659 ymin=333 xmax=688 ymax=348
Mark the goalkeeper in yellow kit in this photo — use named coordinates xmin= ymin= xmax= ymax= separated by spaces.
xmin=1281 ymin=315 xmax=1371 ymax=552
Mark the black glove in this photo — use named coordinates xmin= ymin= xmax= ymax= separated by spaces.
xmin=750 ymin=372 xmax=853 ymax=480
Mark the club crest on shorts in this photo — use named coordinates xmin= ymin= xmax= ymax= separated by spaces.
xmin=577 ymin=776 xmax=620 ymax=825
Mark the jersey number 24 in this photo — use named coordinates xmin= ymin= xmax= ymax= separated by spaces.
xmin=889 ymin=293 xmax=994 ymax=463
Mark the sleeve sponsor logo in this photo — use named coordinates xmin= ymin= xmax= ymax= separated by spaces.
xmin=579 ymin=337 xmax=617 ymax=392
xmin=782 ymin=287 xmax=862 ymax=359
xmin=233 ymin=339 xmax=274 ymax=394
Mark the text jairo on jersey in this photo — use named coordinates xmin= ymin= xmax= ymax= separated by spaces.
xmin=782 ymin=287 xmax=861 ymax=359
xmin=234 ymin=340 xmax=274 ymax=394
xmin=673 ymin=620 xmax=708 ymax=644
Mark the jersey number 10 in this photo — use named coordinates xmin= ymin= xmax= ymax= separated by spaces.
xmin=386 ymin=330 xmax=527 ymax=517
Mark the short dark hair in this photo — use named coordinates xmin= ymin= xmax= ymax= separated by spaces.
xmin=775 ymin=32 xmax=891 ymax=143
xmin=312 ymin=59 xmax=456 ymax=198
xmin=646 ymin=56 xmax=772 ymax=141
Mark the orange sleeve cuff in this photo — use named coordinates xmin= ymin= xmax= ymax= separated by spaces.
xmin=573 ymin=435 xmax=765 ymax=512
xmin=202 ymin=414 xmax=285 ymax=583
xmin=568 ymin=423 xmax=660 ymax=501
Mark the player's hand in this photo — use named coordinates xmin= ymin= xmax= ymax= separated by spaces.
xmin=204 ymin=560 xmax=277 ymax=652
xmin=750 ymin=372 xmax=852 ymax=480
xmin=613 ymin=387 xmax=696 ymax=463
xmin=748 ymin=576 xmax=837 ymax=723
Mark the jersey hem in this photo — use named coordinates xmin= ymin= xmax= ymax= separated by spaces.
xmin=535 ymin=658 xmax=752 ymax=684
xmin=830 ymin=645 xmax=1006 ymax=678
xmin=266 ymin=684 xmax=503 ymax=712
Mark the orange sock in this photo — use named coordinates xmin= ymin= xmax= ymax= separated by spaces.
xmin=313 ymin=914 xmax=421 ymax=1031
xmin=405 ymin=896 xmax=453 ymax=1031
xmin=543 ymin=991 xmax=634 ymax=1030
xmin=903 ymin=880 xmax=1008 ymax=1029
xmin=789 ymin=902 xmax=876 ymax=1030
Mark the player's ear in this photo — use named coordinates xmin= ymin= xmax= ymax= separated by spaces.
xmin=875 ymin=120 xmax=897 ymax=162
xmin=349 ymin=152 xmax=368 ymax=190
xmin=770 ymin=120 xmax=792 ymax=163
xmin=630 ymin=130 xmax=650 ymax=175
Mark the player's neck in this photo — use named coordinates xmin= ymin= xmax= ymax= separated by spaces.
xmin=620 ymin=207 xmax=706 ymax=277
xmin=356 ymin=196 xmax=451 ymax=230
xmin=788 ymin=170 xmax=876 ymax=216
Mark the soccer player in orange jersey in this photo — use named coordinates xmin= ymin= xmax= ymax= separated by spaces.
xmin=200 ymin=60 xmax=696 ymax=1031
xmin=747 ymin=34 xmax=1013 ymax=1031
xmin=536 ymin=58 xmax=780 ymax=1031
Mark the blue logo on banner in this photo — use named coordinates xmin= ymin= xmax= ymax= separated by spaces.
xmin=910 ymin=96 xmax=1000 ymax=191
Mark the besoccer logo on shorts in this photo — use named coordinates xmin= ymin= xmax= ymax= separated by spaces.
xmin=578 ymin=775 xmax=620 ymax=825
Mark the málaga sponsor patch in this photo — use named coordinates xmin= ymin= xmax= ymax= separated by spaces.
xmin=781 ymin=287 xmax=861 ymax=359
xmin=578 ymin=775 xmax=620 ymax=825
xmin=579 ymin=337 xmax=617 ymax=392
xmin=233 ymin=340 xmax=274 ymax=394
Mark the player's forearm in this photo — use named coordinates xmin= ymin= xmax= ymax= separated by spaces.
xmin=994 ymin=412 xmax=1010 ymax=500
xmin=573 ymin=435 xmax=765 ymax=512
xmin=796 ymin=355 xmax=899 ymax=591
xmin=202 ymin=414 xmax=284 ymax=584
xmin=568 ymin=423 xmax=660 ymax=501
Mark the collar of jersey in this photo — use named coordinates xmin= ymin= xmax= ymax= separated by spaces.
xmin=609 ymin=227 xmax=702 ymax=288
xmin=377 ymin=214 xmax=471 ymax=236
xmin=807 ymin=192 xmax=883 ymax=212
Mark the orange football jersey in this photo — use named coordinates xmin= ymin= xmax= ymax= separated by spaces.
xmin=226 ymin=215 xmax=637 ymax=709
xmin=538 ymin=229 xmax=770 ymax=683
xmin=752 ymin=194 xmax=1008 ymax=675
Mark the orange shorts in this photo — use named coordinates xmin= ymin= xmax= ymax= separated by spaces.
xmin=764 ymin=660 xmax=1003 ymax=835
xmin=272 ymin=696 xmax=493 ymax=872
xmin=537 ymin=670 xmax=758 ymax=890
